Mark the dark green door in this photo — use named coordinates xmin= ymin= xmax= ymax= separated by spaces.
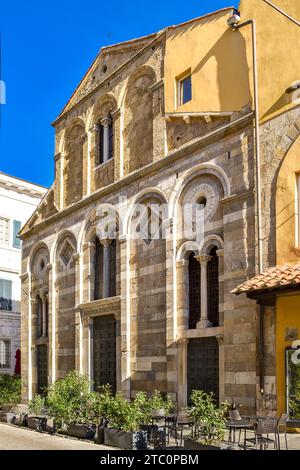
xmin=37 ymin=344 xmax=48 ymax=395
xmin=93 ymin=315 xmax=116 ymax=393
xmin=187 ymin=337 xmax=219 ymax=404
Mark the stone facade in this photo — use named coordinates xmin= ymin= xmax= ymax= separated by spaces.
xmin=20 ymin=6 xmax=300 ymax=416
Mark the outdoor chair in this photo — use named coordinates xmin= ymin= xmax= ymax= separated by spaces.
xmin=166 ymin=412 xmax=193 ymax=448
xmin=244 ymin=417 xmax=279 ymax=450
xmin=276 ymin=413 xmax=288 ymax=450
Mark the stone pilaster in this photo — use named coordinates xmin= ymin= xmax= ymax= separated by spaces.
xmin=119 ymin=235 xmax=131 ymax=398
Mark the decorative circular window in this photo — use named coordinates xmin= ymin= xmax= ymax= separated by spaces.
xmin=183 ymin=182 xmax=219 ymax=221
xmin=33 ymin=248 xmax=49 ymax=280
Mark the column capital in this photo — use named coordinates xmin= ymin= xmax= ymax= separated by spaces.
xmin=73 ymin=252 xmax=82 ymax=263
xmin=195 ymin=254 xmax=212 ymax=265
xmin=119 ymin=234 xmax=128 ymax=243
xmin=176 ymin=259 xmax=189 ymax=268
xmin=81 ymin=132 xmax=88 ymax=143
xmin=111 ymin=107 xmax=123 ymax=119
xmin=216 ymin=249 xmax=224 ymax=258
xmin=100 ymin=238 xmax=112 ymax=248
xmin=47 ymin=262 xmax=53 ymax=271
xmin=216 ymin=334 xmax=224 ymax=345
xmin=20 ymin=272 xmax=29 ymax=281
xmin=101 ymin=116 xmax=112 ymax=127
xmin=89 ymin=123 xmax=101 ymax=133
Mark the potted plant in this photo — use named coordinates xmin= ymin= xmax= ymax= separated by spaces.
xmin=103 ymin=392 xmax=148 ymax=450
xmin=27 ymin=395 xmax=48 ymax=432
xmin=184 ymin=390 xmax=229 ymax=450
xmin=47 ymin=371 xmax=97 ymax=439
xmin=92 ymin=384 xmax=112 ymax=444
xmin=149 ymin=390 xmax=173 ymax=418
xmin=0 ymin=375 xmax=21 ymax=423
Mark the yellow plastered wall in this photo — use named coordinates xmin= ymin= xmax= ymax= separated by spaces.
xmin=164 ymin=0 xmax=300 ymax=121
xmin=276 ymin=294 xmax=300 ymax=417
xmin=276 ymin=136 xmax=300 ymax=265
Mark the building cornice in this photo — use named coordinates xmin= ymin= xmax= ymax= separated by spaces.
xmin=20 ymin=112 xmax=254 ymax=240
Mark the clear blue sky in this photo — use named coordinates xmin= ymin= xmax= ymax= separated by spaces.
xmin=0 ymin=0 xmax=237 ymax=188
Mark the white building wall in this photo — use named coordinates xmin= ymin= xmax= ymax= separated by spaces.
xmin=0 ymin=172 xmax=47 ymax=375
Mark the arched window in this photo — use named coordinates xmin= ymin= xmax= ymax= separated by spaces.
xmin=188 ymin=253 xmax=200 ymax=329
xmin=98 ymin=116 xmax=114 ymax=165
xmin=94 ymin=238 xmax=116 ymax=300
xmin=36 ymin=296 xmax=43 ymax=338
xmin=207 ymin=246 xmax=219 ymax=326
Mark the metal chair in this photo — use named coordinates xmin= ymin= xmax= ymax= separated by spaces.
xmin=245 ymin=417 xmax=279 ymax=450
xmin=276 ymin=413 xmax=288 ymax=450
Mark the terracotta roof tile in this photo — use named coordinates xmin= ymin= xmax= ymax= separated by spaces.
xmin=232 ymin=264 xmax=300 ymax=295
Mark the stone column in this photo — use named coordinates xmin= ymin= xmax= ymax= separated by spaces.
xmin=88 ymin=317 xmax=94 ymax=385
xmin=101 ymin=116 xmax=112 ymax=164
xmin=100 ymin=239 xmax=111 ymax=298
xmin=195 ymin=254 xmax=212 ymax=329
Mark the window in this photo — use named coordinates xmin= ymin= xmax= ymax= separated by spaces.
xmin=296 ymin=174 xmax=300 ymax=246
xmin=178 ymin=74 xmax=192 ymax=106
xmin=108 ymin=120 xmax=114 ymax=160
xmin=0 ymin=279 xmax=12 ymax=311
xmin=98 ymin=117 xmax=114 ymax=165
xmin=0 ymin=340 xmax=11 ymax=369
xmin=207 ymin=247 xmax=219 ymax=327
xmin=94 ymin=238 xmax=116 ymax=300
xmin=13 ymin=220 xmax=21 ymax=249
xmin=0 ymin=217 xmax=9 ymax=247
xmin=99 ymin=124 xmax=104 ymax=165
xmin=189 ymin=253 xmax=201 ymax=329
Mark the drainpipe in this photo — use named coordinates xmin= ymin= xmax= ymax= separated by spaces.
xmin=259 ymin=302 xmax=265 ymax=393
xmin=229 ymin=17 xmax=263 ymax=273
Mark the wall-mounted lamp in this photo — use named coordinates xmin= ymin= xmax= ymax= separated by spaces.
xmin=227 ymin=9 xmax=241 ymax=27
xmin=286 ymin=80 xmax=300 ymax=104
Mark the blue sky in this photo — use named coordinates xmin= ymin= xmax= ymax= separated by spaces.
xmin=0 ymin=0 xmax=237 ymax=187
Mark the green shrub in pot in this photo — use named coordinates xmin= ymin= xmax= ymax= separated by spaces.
xmin=0 ymin=375 xmax=21 ymax=413
xmin=28 ymin=395 xmax=46 ymax=416
xmin=46 ymin=370 xmax=97 ymax=430
xmin=187 ymin=390 xmax=229 ymax=446
xmin=148 ymin=390 xmax=173 ymax=417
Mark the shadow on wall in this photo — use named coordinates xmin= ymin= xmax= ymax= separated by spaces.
xmin=168 ymin=25 xmax=252 ymax=111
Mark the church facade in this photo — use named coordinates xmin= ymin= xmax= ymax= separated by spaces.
xmin=20 ymin=1 xmax=300 ymax=415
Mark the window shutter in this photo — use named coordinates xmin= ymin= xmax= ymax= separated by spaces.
xmin=13 ymin=220 xmax=21 ymax=249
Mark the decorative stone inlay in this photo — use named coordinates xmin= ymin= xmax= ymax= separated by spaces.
xmin=33 ymin=248 xmax=49 ymax=280
xmin=60 ymin=239 xmax=75 ymax=267
xmin=182 ymin=182 xmax=219 ymax=221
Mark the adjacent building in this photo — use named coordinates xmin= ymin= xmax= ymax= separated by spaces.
xmin=20 ymin=0 xmax=300 ymax=419
xmin=0 ymin=172 xmax=47 ymax=375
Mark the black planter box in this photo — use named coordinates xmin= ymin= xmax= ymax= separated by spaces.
xmin=184 ymin=438 xmax=221 ymax=450
xmin=104 ymin=428 xmax=148 ymax=450
xmin=66 ymin=423 xmax=96 ymax=439
xmin=0 ymin=411 xmax=16 ymax=423
xmin=27 ymin=416 xmax=47 ymax=432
